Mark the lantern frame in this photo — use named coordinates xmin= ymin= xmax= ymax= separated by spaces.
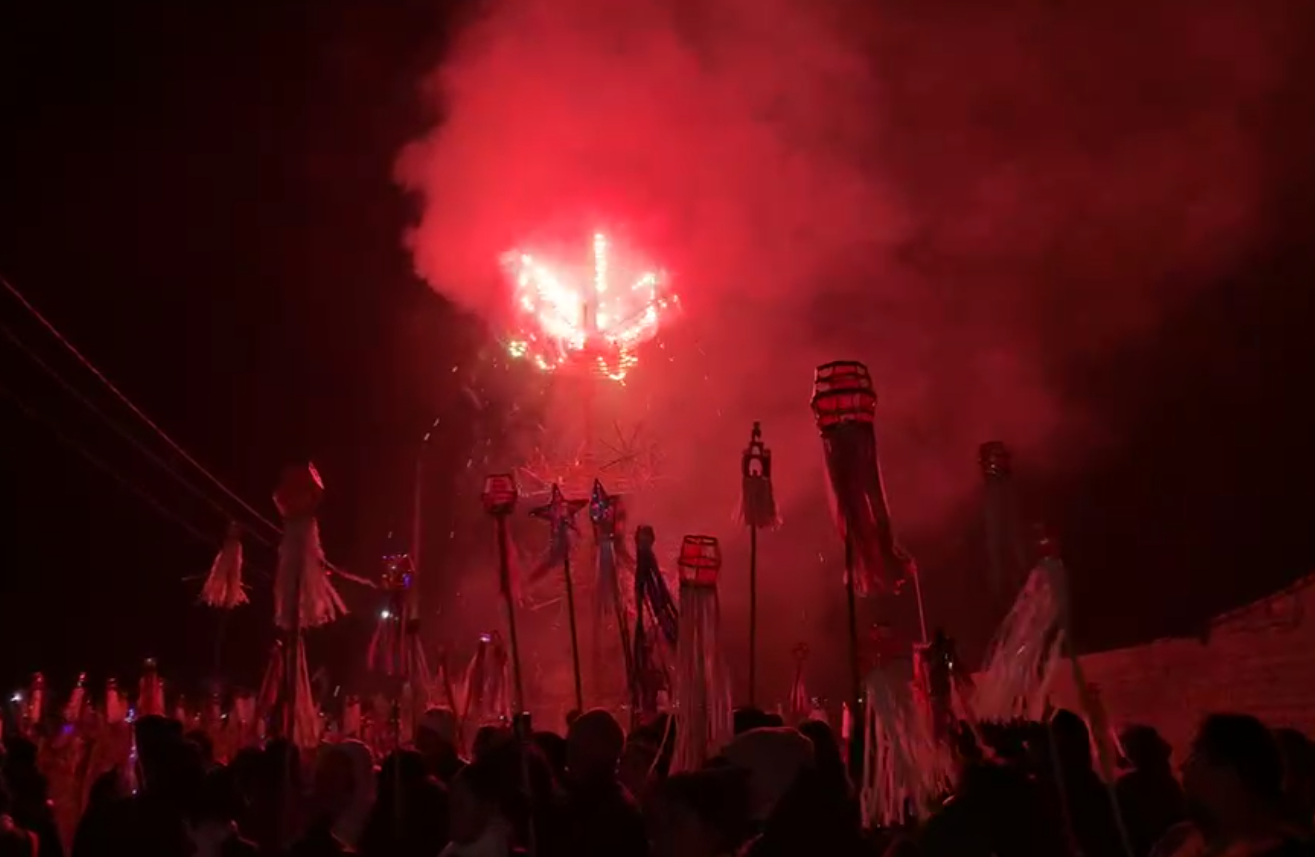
xmin=482 ymin=474 xmax=519 ymax=516
xmin=810 ymin=361 xmax=876 ymax=430
xmin=677 ymin=534 xmax=722 ymax=587
xmin=274 ymin=463 xmax=325 ymax=518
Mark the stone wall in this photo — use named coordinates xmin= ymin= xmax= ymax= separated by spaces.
xmin=1047 ymin=573 xmax=1315 ymax=761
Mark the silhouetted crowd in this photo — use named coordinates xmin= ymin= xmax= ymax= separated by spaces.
xmin=3 ymin=704 xmax=1315 ymax=857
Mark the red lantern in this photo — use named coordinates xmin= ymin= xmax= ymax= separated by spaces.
xmin=274 ymin=463 xmax=325 ymax=518
xmin=810 ymin=361 xmax=876 ymax=430
xmin=677 ymin=535 xmax=722 ymax=587
xmin=482 ymin=474 xmax=519 ymax=516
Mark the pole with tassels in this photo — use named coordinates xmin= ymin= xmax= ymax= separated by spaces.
xmin=590 ymin=479 xmax=635 ymax=706
xmin=810 ymin=362 xmax=917 ymax=726
xmin=273 ymin=463 xmax=346 ymax=749
xmin=671 ymin=535 xmax=733 ymax=773
xmin=738 ymin=422 xmax=779 ymax=707
xmin=529 ymin=484 xmax=587 ymax=713
xmin=482 ymin=474 xmax=527 ymax=718
xmin=632 ymin=525 xmax=678 ymax=722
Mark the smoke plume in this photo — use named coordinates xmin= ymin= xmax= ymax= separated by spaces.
xmin=398 ymin=0 xmax=1309 ymax=656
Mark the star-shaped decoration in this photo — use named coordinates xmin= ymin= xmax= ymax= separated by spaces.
xmin=589 ymin=478 xmax=612 ymax=524
xmin=528 ymin=484 xmax=587 ymax=533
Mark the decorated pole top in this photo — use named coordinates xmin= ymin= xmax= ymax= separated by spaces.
xmin=482 ymin=474 xmax=519 ymax=516
xmin=589 ymin=479 xmax=614 ymax=527
xmin=792 ymin=642 xmax=809 ymax=663
xmin=529 ymin=483 xmax=587 ymax=531
xmin=225 ymin=520 xmax=243 ymax=541
xmin=677 ymin=535 xmax=722 ymax=587
xmin=590 ymin=479 xmax=629 ymax=538
xmin=274 ymin=463 xmax=325 ymax=518
xmin=811 ymin=361 xmax=876 ymax=430
xmin=979 ymin=441 xmax=1012 ymax=479
xmin=635 ymin=524 xmax=656 ymax=551
xmin=380 ymin=553 xmax=414 ymax=591
xmin=742 ymin=421 xmax=772 ymax=480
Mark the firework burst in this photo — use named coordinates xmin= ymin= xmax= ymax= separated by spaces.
xmin=502 ymin=232 xmax=678 ymax=382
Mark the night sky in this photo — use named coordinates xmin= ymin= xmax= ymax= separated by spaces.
xmin=3 ymin=0 xmax=1315 ymax=702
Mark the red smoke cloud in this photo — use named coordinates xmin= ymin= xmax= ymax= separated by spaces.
xmin=398 ymin=0 xmax=1309 ymax=665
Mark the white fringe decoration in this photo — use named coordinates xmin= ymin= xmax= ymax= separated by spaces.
xmin=200 ymin=525 xmax=248 ymax=609
xmin=670 ymin=580 xmax=733 ymax=773
xmin=860 ymin=668 xmax=952 ymax=829
xmin=275 ymin=516 xmax=346 ymax=630
xmin=289 ymin=636 xmax=322 ymax=749
xmin=972 ymin=555 xmax=1067 ymax=723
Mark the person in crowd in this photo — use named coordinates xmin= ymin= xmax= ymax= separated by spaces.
xmin=317 ymin=740 xmax=375 ymax=848
xmin=918 ymin=724 xmax=1061 ymax=857
xmin=618 ymin=734 xmax=660 ymax=807
xmin=0 ymin=775 xmax=38 ymax=857
xmin=289 ymin=741 xmax=375 ymax=856
xmin=531 ymin=732 xmax=567 ymax=785
xmin=559 ymin=709 xmax=646 ymax=857
xmin=1275 ymin=728 xmax=1315 ymax=832
xmin=1117 ymin=724 xmax=1186 ymax=857
xmin=417 ymin=708 xmax=467 ymax=786
xmin=1 ymin=735 xmax=63 ymax=857
xmin=441 ymin=758 xmax=526 ymax=857
xmin=72 ymin=722 xmax=204 ymax=857
xmin=733 ymin=708 xmax=776 ymax=736
xmin=725 ymin=725 xmax=869 ymax=857
xmin=1154 ymin=714 xmax=1315 ymax=857
xmin=472 ymin=727 xmax=513 ymax=763
xmin=358 ymin=749 xmax=449 ymax=857
xmin=186 ymin=729 xmax=217 ymax=771
xmin=1033 ymin=709 xmax=1123 ymax=857
xmin=650 ymin=766 xmax=751 ymax=857
xmin=186 ymin=767 xmax=259 ymax=857
xmin=798 ymin=719 xmax=855 ymax=813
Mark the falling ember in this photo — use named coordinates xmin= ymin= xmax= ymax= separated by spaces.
xmin=502 ymin=232 xmax=677 ymax=382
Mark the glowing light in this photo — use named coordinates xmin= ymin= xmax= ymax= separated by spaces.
xmin=502 ymin=232 xmax=677 ymax=382
xmin=379 ymin=609 xmax=392 ymax=620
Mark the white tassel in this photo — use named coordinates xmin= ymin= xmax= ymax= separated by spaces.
xmin=201 ymin=524 xmax=248 ymax=608
xmin=670 ymin=580 xmax=733 ymax=773
xmin=860 ymin=669 xmax=952 ymax=829
xmin=276 ymin=517 xmax=347 ymax=629
xmin=973 ymin=555 xmax=1066 ymax=723
xmin=105 ymin=680 xmax=126 ymax=725
xmin=291 ymin=637 xmax=322 ymax=749
xmin=64 ymin=672 xmax=87 ymax=722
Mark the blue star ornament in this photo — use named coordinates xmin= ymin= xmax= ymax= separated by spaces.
xmin=529 ymin=484 xmax=587 ymax=532
xmin=589 ymin=479 xmax=612 ymax=525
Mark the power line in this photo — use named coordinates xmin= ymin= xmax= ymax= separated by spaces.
xmin=0 ymin=381 xmax=217 ymax=551
xmin=0 ymin=321 xmax=277 ymax=550
xmin=0 ymin=272 xmax=283 ymax=539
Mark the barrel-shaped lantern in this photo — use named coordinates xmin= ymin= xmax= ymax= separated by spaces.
xmin=482 ymin=473 xmax=519 ymax=516
xmin=810 ymin=361 xmax=876 ymax=430
xmin=677 ymin=535 xmax=722 ymax=587
xmin=275 ymin=463 xmax=325 ymax=518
